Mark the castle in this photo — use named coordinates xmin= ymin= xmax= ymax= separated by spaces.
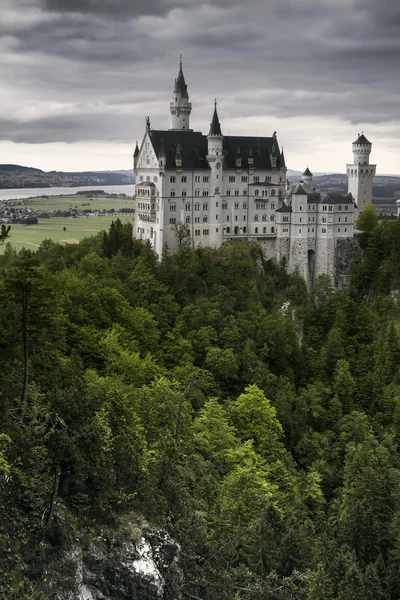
xmin=133 ymin=60 xmax=376 ymax=287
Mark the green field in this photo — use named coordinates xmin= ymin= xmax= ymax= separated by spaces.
xmin=0 ymin=193 xmax=135 ymax=253
xmin=21 ymin=193 xmax=135 ymax=212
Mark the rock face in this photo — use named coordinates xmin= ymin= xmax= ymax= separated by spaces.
xmin=44 ymin=526 xmax=182 ymax=600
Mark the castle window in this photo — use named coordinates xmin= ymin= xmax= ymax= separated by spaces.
xmin=338 ymin=228 xmax=341 ymax=232
xmin=203 ymin=176 xmax=209 ymax=183
xmin=227 ymin=215 xmax=230 ymax=221
xmin=222 ymin=202 xmax=228 ymax=209
xmin=345 ymin=227 xmax=347 ymax=232
xmin=216 ymin=201 xmax=219 ymax=207
xmin=215 ymin=188 xmax=219 ymax=194
xmin=255 ymin=227 xmax=258 ymax=233
xmin=262 ymin=214 xmax=267 ymax=221
xmin=338 ymin=205 xmax=342 ymax=210
xmin=271 ymin=227 xmax=274 ymax=233
xmin=299 ymin=218 xmax=302 ymax=223
xmin=345 ymin=217 xmax=348 ymax=222
xmin=171 ymin=190 xmax=176 ymax=198
xmin=255 ymin=189 xmax=259 ymax=196
xmin=234 ymin=202 xmax=239 ymax=209
xmin=203 ymin=203 xmax=208 ymax=210
xmin=195 ymin=203 xmax=200 ymax=210
xmin=226 ymin=190 xmax=231 ymax=196
xmin=283 ymin=227 xmax=288 ymax=232
xmin=271 ymin=189 xmax=276 ymax=197
xmin=182 ymin=175 xmax=187 ymax=183
xmin=254 ymin=214 xmax=259 ymax=221
xmin=323 ymin=206 xmax=327 ymax=211
xmin=243 ymin=189 xmax=247 ymax=195
xmin=263 ymin=227 xmax=266 ymax=233
xmin=322 ymin=217 xmax=326 ymax=223
xmin=195 ymin=189 xmax=200 ymax=197
xmin=241 ymin=175 xmax=248 ymax=182
xmin=203 ymin=190 xmax=209 ymax=197
xmin=271 ymin=202 xmax=275 ymax=209
xmin=235 ymin=189 xmax=239 ymax=196
xmin=253 ymin=176 xmax=259 ymax=182
xmin=283 ymin=216 xmax=289 ymax=222
xmin=147 ymin=176 xmax=151 ymax=182
xmin=299 ymin=205 xmax=303 ymax=211
xmin=243 ymin=215 xmax=246 ymax=221
xmin=195 ymin=217 xmax=200 ymax=223
xmin=185 ymin=202 xmax=191 ymax=210
xmin=170 ymin=176 xmax=176 ymax=183
xmin=186 ymin=216 xmax=191 ymax=223
xmin=235 ymin=215 xmax=238 ymax=221
xmin=271 ymin=214 xmax=275 ymax=221
xmin=203 ymin=216 xmax=208 ymax=222
xmin=322 ymin=228 xmax=326 ymax=233
xmin=170 ymin=204 xmax=176 ymax=211
xmin=338 ymin=217 xmax=341 ymax=222
xmin=170 ymin=217 xmax=176 ymax=224
xmin=182 ymin=190 xmax=187 ymax=197
xmin=329 ymin=206 xmax=333 ymax=211
xmin=216 ymin=214 xmax=219 ymax=219
xmin=203 ymin=229 xmax=209 ymax=235
xmin=226 ymin=227 xmax=230 ymax=233
xmin=229 ymin=176 xmax=236 ymax=182
xmin=243 ymin=227 xmax=247 ymax=233
xmin=195 ymin=230 xmax=201 ymax=236
xmin=154 ymin=176 xmax=158 ymax=183
xmin=345 ymin=205 xmax=349 ymax=210
xmin=195 ymin=175 xmax=200 ymax=183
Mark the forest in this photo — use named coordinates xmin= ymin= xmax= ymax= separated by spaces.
xmin=2 ymin=213 xmax=400 ymax=599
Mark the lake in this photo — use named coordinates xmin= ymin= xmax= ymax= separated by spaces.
xmin=0 ymin=184 xmax=136 ymax=201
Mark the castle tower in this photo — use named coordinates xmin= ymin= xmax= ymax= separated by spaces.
xmin=302 ymin=167 xmax=313 ymax=188
xmin=207 ymin=101 xmax=223 ymax=247
xmin=169 ymin=56 xmax=192 ymax=131
xmin=346 ymin=133 xmax=376 ymax=218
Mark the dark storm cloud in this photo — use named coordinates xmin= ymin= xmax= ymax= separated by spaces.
xmin=1 ymin=0 xmax=400 ymax=147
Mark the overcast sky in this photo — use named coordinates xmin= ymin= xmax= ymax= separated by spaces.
xmin=1 ymin=0 xmax=399 ymax=173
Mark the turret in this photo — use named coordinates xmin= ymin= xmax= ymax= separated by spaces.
xmin=133 ymin=141 xmax=139 ymax=170
xmin=352 ymin=132 xmax=372 ymax=166
xmin=346 ymin=133 xmax=376 ymax=217
xmin=207 ymin=101 xmax=223 ymax=248
xmin=169 ymin=56 xmax=192 ymax=131
xmin=302 ymin=167 xmax=313 ymax=188
xmin=207 ymin=100 xmax=223 ymax=156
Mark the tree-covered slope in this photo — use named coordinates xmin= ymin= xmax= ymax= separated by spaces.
xmin=1 ymin=219 xmax=400 ymax=599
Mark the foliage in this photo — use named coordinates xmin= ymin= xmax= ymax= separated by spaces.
xmin=2 ymin=222 xmax=400 ymax=597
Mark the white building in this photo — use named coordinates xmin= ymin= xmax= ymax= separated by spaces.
xmin=133 ymin=61 xmax=375 ymax=287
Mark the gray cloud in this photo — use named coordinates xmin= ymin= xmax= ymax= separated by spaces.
xmin=1 ymin=0 xmax=399 ymax=165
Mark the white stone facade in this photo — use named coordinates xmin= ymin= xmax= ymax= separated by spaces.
xmin=133 ymin=63 xmax=375 ymax=287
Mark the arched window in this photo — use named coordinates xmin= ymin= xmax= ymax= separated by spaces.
xmin=271 ymin=202 xmax=275 ymax=209
xmin=185 ymin=202 xmax=191 ymax=211
xmin=255 ymin=189 xmax=259 ymax=196
xmin=170 ymin=175 xmax=175 ymax=183
xmin=171 ymin=190 xmax=176 ymax=198
xmin=203 ymin=203 xmax=208 ymax=210
xmin=254 ymin=214 xmax=259 ymax=221
xmin=215 ymin=187 xmax=219 ymax=194
xmin=262 ymin=214 xmax=267 ymax=221
xmin=182 ymin=190 xmax=187 ymax=197
xmin=255 ymin=227 xmax=258 ymax=234
xmin=170 ymin=203 xmax=176 ymax=212
xmin=271 ymin=214 xmax=275 ymax=221
xmin=234 ymin=226 xmax=239 ymax=234
xmin=271 ymin=226 xmax=275 ymax=233
xmin=182 ymin=175 xmax=187 ymax=183
xmin=243 ymin=227 xmax=247 ymax=233
xmin=195 ymin=203 xmax=200 ymax=210
xmin=263 ymin=227 xmax=266 ymax=233
xmin=226 ymin=227 xmax=230 ymax=233
xmin=186 ymin=216 xmax=190 ymax=223
xmin=271 ymin=189 xmax=276 ymax=197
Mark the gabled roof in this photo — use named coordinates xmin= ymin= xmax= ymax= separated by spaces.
xmin=303 ymin=167 xmax=312 ymax=176
xmin=209 ymin=103 xmax=222 ymax=136
xmin=292 ymin=183 xmax=308 ymax=195
xmin=353 ymin=133 xmax=371 ymax=145
xmin=276 ymin=204 xmax=292 ymax=212
xmin=149 ymin=130 xmax=210 ymax=170
xmin=321 ymin=192 xmax=354 ymax=204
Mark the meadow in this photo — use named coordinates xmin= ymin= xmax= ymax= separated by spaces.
xmin=1 ymin=193 xmax=135 ymax=253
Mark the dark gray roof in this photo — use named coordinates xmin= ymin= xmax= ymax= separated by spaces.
xmin=321 ymin=192 xmax=354 ymax=204
xmin=148 ymin=130 xmax=285 ymax=171
xmin=209 ymin=105 xmax=222 ymax=136
xmin=353 ymin=133 xmax=371 ymax=145
xmin=134 ymin=142 xmax=139 ymax=158
xmin=149 ymin=130 xmax=210 ymax=170
xmin=292 ymin=183 xmax=308 ymax=195
xmin=280 ymin=148 xmax=286 ymax=169
xmin=276 ymin=204 xmax=292 ymax=212
xmin=137 ymin=181 xmax=155 ymax=187
xmin=173 ymin=64 xmax=189 ymax=99
xmin=303 ymin=167 xmax=312 ymax=176
xmin=222 ymin=136 xmax=285 ymax=170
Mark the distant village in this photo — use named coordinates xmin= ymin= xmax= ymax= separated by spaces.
xmin=0 ymin=192 xmax=134 ymax=225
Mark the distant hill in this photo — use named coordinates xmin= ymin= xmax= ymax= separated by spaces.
xmin=0 ymin=164 xmax=135 ymax=189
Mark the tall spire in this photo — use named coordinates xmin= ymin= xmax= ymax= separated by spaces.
xmin=209 ymin=99 xmax=222 ymax=136
xmin=280 ymin=147 xmax=286 ymax=169
xmin=173 ymin=55 xmax=189 ymax=99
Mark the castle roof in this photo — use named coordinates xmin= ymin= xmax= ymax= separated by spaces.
xmin=276 ymin=204 xmax=292 ymax=212
xmin=280 ymin=148 xmax=286 ymax=169
xmin=292 ymin=183 xmax=308 ymax=195
xmin=353 ymin=133 xmax=371 ymax=145
xmin=148 ymin=130 xmax=285 ymax=171
xmin=302 ymin=167 xmax=313 ymax=176
xmin=173 ymin=62 xmax=189 ymax=99
xmin=320 ymin=191 xmax=354 ymax=204
xmin=209 ymin=102 xmax=222 ymax=136
xmin=134 ymin=141 xmax=139 ymax=158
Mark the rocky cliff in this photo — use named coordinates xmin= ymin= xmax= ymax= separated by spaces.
xmin=43 ymin=523 xmax=182 ymax=600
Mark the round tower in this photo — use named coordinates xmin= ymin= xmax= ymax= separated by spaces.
xmin=169 ymin=56 xmax=192 ymax=131
xmin=302 ymin=167 xmax=313 ymax=188
xmin=346 ymin=133 xmax=376 ymax=218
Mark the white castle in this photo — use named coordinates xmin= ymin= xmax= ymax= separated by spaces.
xmin=133 ymin=60 xmax=376 ymax=287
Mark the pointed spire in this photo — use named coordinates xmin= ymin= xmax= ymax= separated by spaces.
xmin=303 ymin=167 xmax=313 ymax=177
xmin=173 ymin=55 xmax=189 ymax=99
xmin=209 ymin=100 xmax=222 ymax=136
xmin=134 ymin=140 xmax=139 ymax=158
xmin=280 ymin=147 xmax=286 ymax=169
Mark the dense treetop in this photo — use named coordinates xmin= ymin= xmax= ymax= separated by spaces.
xmin=1 ymin=215 xmax=400 ymax=599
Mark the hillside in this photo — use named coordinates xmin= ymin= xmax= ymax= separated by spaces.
xmin=0 ymin=164 xmax=135 ymax=189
